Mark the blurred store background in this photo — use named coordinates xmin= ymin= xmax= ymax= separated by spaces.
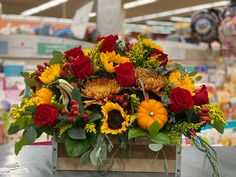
xmin=0 ymin=0 xmax=235 ymax=146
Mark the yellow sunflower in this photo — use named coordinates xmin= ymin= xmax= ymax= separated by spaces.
xmin=101 ymin=102 xmax=129 ymax=135
xmin=169 ymin=70 xmax=195 ymax=95
xmin=83 ymin=49 xmax=91 ymax=56
xmin=100 ymin=51 xmax=130 ymax=72
xmin=142 ymin=38 xmax=163 ymax=51
xmin=39 ymin=64 xmax=60 ymax=84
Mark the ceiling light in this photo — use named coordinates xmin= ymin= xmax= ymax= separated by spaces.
xmin=89 ymin=12 xmax=96 ymax=18
xmin=124 ymin=0 xmax=158 ymax=9
xmin=170 ymin=16 xmax=191 ymax=23
xmin=145 ymin=20 xmax=173 ymax=26
xmin=1 ymin=14 xmax=72 ymax=23
xmin=125 ymin=0 xmax=229 ymax=23
xmin=21 ymin=0 xmax=68 ymax=16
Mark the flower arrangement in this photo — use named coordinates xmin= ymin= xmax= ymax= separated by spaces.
xmin=8 ymin=35 xmax=225 ymax=175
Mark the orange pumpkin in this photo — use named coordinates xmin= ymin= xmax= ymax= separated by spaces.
xmin=35 ymin=88 xmax=53 ymax=104
xmin=136 ymin=99 xmax=168 ymax=130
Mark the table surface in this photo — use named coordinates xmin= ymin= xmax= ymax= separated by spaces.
xmin=0 ymin=145 xmax=235 ymax=177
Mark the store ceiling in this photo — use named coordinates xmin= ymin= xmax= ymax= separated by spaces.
xmin=0 ymin=0 xmax=229 ymax=23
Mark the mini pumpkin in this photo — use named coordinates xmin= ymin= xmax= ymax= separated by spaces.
xmin=35 ymin=88 xmax=53 ymax=104
xmin=136 ymin=99 xmax=168 ymax=130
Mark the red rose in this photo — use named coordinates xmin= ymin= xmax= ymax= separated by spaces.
xmin=35 ymin=104 xmax=59 ymax=127
xmin=150 ymin=49 xmax=168 ymax=67
xmin=169 ymin=87 xmax=194 ymax=113
xmin=192 ymin=85 xmax=209 ymax=105
xmin=96 ymin=35 xmax=118 ymax=53
xmin=114 ymin=62 xmax=135 ymax=87
xmin=64 ymin=46 xmax=84 ymax=59
xmin=70 ymin=56 xmax=93 ymax=79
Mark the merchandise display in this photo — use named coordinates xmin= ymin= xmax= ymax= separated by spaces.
xmin=7 ymin=35 xmax=225 ymax=176
xmin=219 ymin=16 xmax=236 ymax=56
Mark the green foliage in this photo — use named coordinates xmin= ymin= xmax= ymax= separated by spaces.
xmin=212 ymin=121 xmax=224 ymax=134
xmin=15 ymin=133 xmax=29 ymax=155
xmin=151 ymin=132 xmax=171 ymax=144
xmin=68 ymin=127 xmax=86 ymax=140
xmin=149 ymin=121 xmax=160 ymax=137
xmin=161 ymin=95 xmax=171 ymax=106
xmin=25 ymin=126 xmax=37 ymax=144
xmin=89 ymin=112 xmax=102 ymax=122
xmin=64 ymin=135 xmax=90 ymax=157
xmin=128 ymin=127 xmax=148 ymax=140
xmin=80 ymin=150 xmax=91 ymax=165
xmin=19 ymin=89 xmax=25 ymax=97
xmin=72 ymin=87 xmax=84 ymax=114
xmin=188 ymin=71 xmax=197 ymax=77
xmin=24 ymin=77 xmax=37 ymax=87
xmin=20 ymin=72 xmax=30 ymax=77
xmin=195 ymin=75 xmax=203 ymax=81
xmin=8 ymin=117 xmax=34 ymax=135
xmin=49 ymin=51 xmax=64 ymax=65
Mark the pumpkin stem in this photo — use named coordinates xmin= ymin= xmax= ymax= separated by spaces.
xmin=144 ymin=91 xmax=149 ymax=101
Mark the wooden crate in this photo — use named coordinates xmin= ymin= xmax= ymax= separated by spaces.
xmin=52 ymin=140 xmax=181 ymax=176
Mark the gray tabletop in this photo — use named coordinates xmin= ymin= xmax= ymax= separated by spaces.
xmin=0 ymin=145 xmax=235 ymax=177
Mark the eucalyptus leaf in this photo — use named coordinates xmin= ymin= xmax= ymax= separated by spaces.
xmin=89 ymin=113 xmax=102 ymax=122
xmin=163 ymin=156 xmax=169 ymax=175
xmin=8 ymin=117 xmax=34 ymax=135
xmin=68 ymin=127 xmax=86 ymax=140
xmin=149 ymin=121 xmax=160 ymax=138
xmin=151 ymin=132 xmax=171 ymax=144
xmin=128 ymin=127 xmax=148 ymax=140
xmin=80 ymin=150 xmax=91 ymax=165
xmin=148 ymin=144 xmax=163 ymax=152
xmin=90 ymin=147 xmax=99 ymax=166
xmin=25 ymin=126 xmax=37 ymax=144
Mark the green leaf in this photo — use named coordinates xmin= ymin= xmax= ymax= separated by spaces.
xmin=188 ymin=71 xmax=197 ymax=77
xmin=19 ymin=89 xmax=25 ymax=96
xmin=149 ymin=121 xmax=160 ymax=138
xmin=148 ymin=144 xmax=163 ymax=152
xmin=195 ymin=75 xmax=203 ymax=81
xmin=25 ymin=126 xmax=37 ymax=144
xmin=64 ymin=135 xmax=90 ymax=157
xmin=212 ymin=121 xmax=224 ymax=134
xmin=24 ymin=77 xmax=37 ymax=87
xmin=128 ymin=127 xmax=148 ymax=140
xmin=8 ymin=125 xmax=20 ymax=135
xmin=24 ymin=105 xmax=36 ymax=113
xmin=15 ymin=131 xmax=30 ymax=155
xmin=151 ymin=132 xmax=171 ymax=144
xmin=89 ymin=113 xmax=102 ymax=122
xmin=185 ymin=109 xmax=195 ymax=122
xmin=8 ymin=117 xmax=34 ymax=135
xmin=49 ymin=51 xmax=64 ymax=65
xmin=80 ymin=150 xmax=91 ymax=165
xmin=72 ymin=87 xmax=84 ymax=114
xmin=20 ymin=72 xmax=30 ymax=77
xmin=51 ymin=103 xmax=64 ymax=111
xmin=68 ymin=127 xmax=86 ymax=140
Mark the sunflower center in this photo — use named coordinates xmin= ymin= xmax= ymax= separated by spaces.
xmin=149 ymin=112 xmax=155 ymax=116
xmin=108 ymin=110 xmax=124 ymax=129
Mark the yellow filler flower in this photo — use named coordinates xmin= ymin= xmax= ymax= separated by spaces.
xmin=101 ymin=102 xmax=129 ymax=135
